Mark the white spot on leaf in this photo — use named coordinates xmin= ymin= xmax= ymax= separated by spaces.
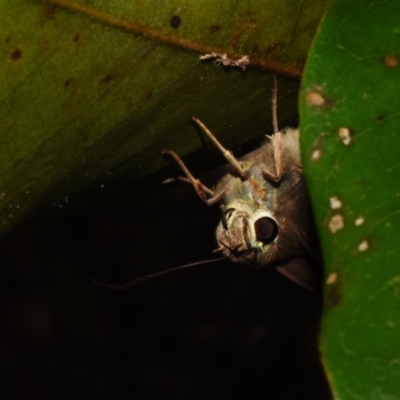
xmin=306 ymin=91 xmax=326 ymax=107
xmin=358 ymin=240 xmax=369 ymax=252
xmin=338 ymin=127 xmax=352 ymax=145
xmin=330 ymin=196 xmax=342 ymax=210
xmin=329 ymin=214 xmax=344 ymax=233
xmin=326 ymin=272 xmax=337 ymax=285
xmin=354 ymin=216 xmax=365 ymax=226
xmin=311 ymin=149 xmax=322 ymax=161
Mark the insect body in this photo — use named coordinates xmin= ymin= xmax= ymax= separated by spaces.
xmin=215 ymin=128 xmax=318 ymax=291
xmin=164 ymin=122 xmax=318 ymax=291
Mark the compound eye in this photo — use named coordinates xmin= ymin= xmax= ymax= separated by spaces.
xmin=254 ymin=217 xmax=278 ymax=244
xmin=221 ymin=208 xmax=235 ymax=230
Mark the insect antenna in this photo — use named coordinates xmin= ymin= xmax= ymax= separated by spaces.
xmin=92 ymin=257 xmax=226 ymax=290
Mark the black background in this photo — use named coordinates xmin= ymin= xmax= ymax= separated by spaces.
xmin=0 ymin=159 xmax=332 ymax=400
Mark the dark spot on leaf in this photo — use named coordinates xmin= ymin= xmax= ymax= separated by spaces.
xmin=45 ymin=5 xmax=57 ymax=19
xmin=170 ymin=15 xmax=181 ymax=29
xmin=10 ymin=48 xmax=22 ymax=61
xmin=252 ymin=43 xmax=259 ymax=53
xmin=101 ymin=74 xmax=113 ymax=84
xmin=265 ymin=43 xmax=278 ymax=54
xmin=326 ymin=282 xmax=341 ymax=308
xmin=144 ymin=90 xmax=153 ymax=101
xmin=64 ymin=78 xmax=72 ymax=87
xmin=384 ymin=54 xmax=399 ymax=68
xmin=73 ymin=33 xmax=80 ymax=43
xmin=327 ymin=293 xmax=341 ymax=308
xmin=377 ymin=114 xmax=385 ymax=121
xmin=5 ymin=36 xmax=12 ymax=44
xmin=209 ymin=25 xmax=221 ymax=33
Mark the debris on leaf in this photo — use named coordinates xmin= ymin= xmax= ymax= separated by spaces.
xmin=199 ymin=53 xmax=250 ymax=71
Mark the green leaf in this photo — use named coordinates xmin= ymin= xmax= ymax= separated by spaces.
xmin=300 ymin=0 xmax=400 ymax=398
xmin=0 ymin=0 xmax=330 ymax=236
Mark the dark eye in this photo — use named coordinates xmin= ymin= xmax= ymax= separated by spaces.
xmin=221 ymin=208 xmax=235 ymax=230
xmin=254 ymin=217 xmax=278 ymax=243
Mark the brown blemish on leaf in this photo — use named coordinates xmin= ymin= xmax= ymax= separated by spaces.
xmin=101 ymin=74 xmax=114 ymax=84
xmin=384 ymin=54 xmax=399 ymax=68
xmin=64 ymin=78 xmax=72 ymax=87
xmin=264 ymin=42 xmax=278 ymax=55
xmin=326 ymin=281 xmax=341 ymax=308
xmin=72 ymin=33 xmax=80 ymax=43
xmin=45 ymin=5 xmax=57 ymax=19
xmin=209 ymin=25 xmax=221 ymax=33
xmin=10 ymin=48 xmax=22 ymax=61
xmin=5 ymin=36 xmax=12 ymax=44
xmin=377 ymin=114 xmax=385 ymax=121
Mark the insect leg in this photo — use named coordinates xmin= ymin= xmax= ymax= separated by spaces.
xmin=191 ymin=117 xmax=247 ymax=178
xmin=163 ymin=150 xmax=226 ymax=205
xmin=262 ymin=74 xmax=282 ymax=183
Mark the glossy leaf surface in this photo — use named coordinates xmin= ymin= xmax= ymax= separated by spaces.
xmin=0 ymin=0 xmax=330 ymax=235
xmin=300 ymin=0 xmax=400 ymax=398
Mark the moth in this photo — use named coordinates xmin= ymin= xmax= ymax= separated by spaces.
xmin=163 ymin=76 xmax=319 ymax=291
xmin=95 ymin=76 xmax=320 ymax=292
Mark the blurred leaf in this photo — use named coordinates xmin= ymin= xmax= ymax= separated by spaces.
xmin=300 ymin=0 xmax=400 ymax=398
xmin=0 ymin=0 xmax=330 ymax=236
